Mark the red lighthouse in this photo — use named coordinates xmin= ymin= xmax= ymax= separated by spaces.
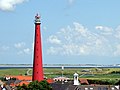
xmin=32 ymin=14 xmax=44 ymax=81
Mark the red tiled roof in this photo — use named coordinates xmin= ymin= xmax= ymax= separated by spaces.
xmin=10 ymin=81 xmax=30 ymax=86
xmin=79 ymin=78 xmax=89 ymax=85
xmin=8 ymin=75 xmax=54 ymax=86
xmin=9 ymin=75 xmax=32 ymax=81
xmin=47 ymin=79 xmax=54 ymax=83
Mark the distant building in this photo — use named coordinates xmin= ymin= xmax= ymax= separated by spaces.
xmin=53 ymin=77 xmax=70 ymax=82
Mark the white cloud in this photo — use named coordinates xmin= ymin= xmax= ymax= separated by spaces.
xmin=62 ymin=44 xmax=91 ymax=55
xmin=1 ymin=46 xmax=9 ymax=50
xmin=47 ymin=35 xmax=61 ymax=45
xmin=114 ymin=26 xmax=120 ymax=39
xmin=95 ymin=26 xmax=103 ymax=30
xmin=47 ymin=47 xmax=60 ymax=55
xmin=0 ymin=42 xmax=32 ymax=55
xmin=17 ymin=48 xmax=32 ymax=55
xmin=43 ymin=26 xmax=47 ymax=31
xmin=95 ymin=26 xmax=113 ymax=35
xmin=17 ymin=48 xmax=33 ymax=55
xmin=114 ymin=44 xmax=120 ymax=56
xmin=0 ymin=0 xmax=28 ymax=11
xmin=47 ymin=22 xmax=117 ymax=56
xmin=47 ymin=44 xmax=90 ymax=56
xmin=68 ymin=0 xmax=75 ymax=4
xmin=14 ymin=42 xmax=32 ymax=55
xmin=14 ymin=42 xmax=26 ymax=49
xmin=62 ymin=44 xmax=78 ymax=55
xmin=17 ymin=51 xmax=23 ymax=55
xmin=0 ymin=44 xmax=9 ymax=54
xmin=73 ymin=22 xmax=88 ymax=37
xmin=23 ymin=48 xmax=31 ymax=54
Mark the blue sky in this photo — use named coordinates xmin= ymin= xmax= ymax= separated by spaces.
xmin=0 ymin=0 xmax=120 ymax=64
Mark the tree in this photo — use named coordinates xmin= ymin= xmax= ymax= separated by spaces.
xmin=17 ymin=80 xmax=52 ymax=90
xmin=17 ymin=84 xmax=27 ymax=90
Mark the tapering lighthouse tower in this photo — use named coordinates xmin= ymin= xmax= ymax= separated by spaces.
xmin=32 ymin=14 xmax=44 ymax=81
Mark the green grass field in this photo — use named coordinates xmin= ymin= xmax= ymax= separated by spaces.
xmin=0 ymin=68 xmax=27 ymax=76
xmin=0 ymin=67 xmax=120 ymax=80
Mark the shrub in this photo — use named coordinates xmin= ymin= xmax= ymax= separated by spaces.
xmin=17 ymin=80 xmax=52 ymax=90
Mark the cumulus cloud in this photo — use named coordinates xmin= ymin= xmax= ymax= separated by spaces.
xmin=47 ymin=47 xmax=61 ymax=55
xmin=61 ymin=44 xmax=91 ymax=55
xmin=68 ymin=0 xmax=75 ymax=4
xmin=14 ymin=42 xmax=26 ymax=49
xmin=17 ymin=51 xmax=23 ymax=55
xmin=14 ymin=42 xmax=32 ymax=55
xmin=114 ymin=26 xmax=120 ymax=39
xmin=0 ymin=45 xmax=9 ymax=54
xmin=0 ymin=42 xmax=32 ymax=55
xmin=17 ymin=48 xmax=31 ymax=55
xmin=43 ymin=26 xmax=47 ymax=31
xmin=0 ymin=0 xmax=28 ymax=11
xmin=47 ymin=35 xmax=61 ymax=45
xmin=113 ymin=44 xmax=120 ymax=56
xmin=47 ymin=22 xmax=119 ymax=57
xmin=1 ymin=46 xmax=9 ymax=50
xmin=17 ymin=48 xmax=32 ymax=55
xmin=95 ymin=26 xmax=103 ymax=30
xmin=23 ymin=48 xmax=31 ymax=54
xmin=95 ymin=26 xmax=113 ymax=35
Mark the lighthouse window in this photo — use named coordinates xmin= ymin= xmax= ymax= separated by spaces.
xmin=37 ymin=56 xmax=38 ymax=58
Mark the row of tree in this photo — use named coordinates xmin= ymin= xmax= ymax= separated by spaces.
xmin=110 ymin=71 xmax=120 ymax=74
xmin=88 ymin=79 xmax=120 ymax=85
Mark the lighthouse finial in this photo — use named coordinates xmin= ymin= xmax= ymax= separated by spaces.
xmin=35 ymin=13 xmax=40 ymax=19
xmin=35 ymin=13 xmax=40 ymax=24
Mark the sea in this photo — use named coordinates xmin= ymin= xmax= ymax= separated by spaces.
xmin=0 ymin=64 xmax=120 ymax=69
